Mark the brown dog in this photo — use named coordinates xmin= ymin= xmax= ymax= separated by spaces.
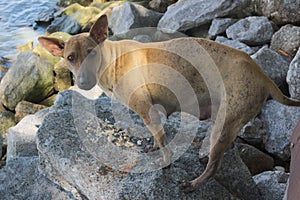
xmin=39 ymin=15 xmax=300 ymax=191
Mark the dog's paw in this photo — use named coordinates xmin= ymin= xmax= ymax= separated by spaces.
xmin=179 ymin=179 xmax=196 ymax=193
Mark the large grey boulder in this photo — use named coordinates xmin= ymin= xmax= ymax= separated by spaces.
xmin=37 ymin=91 xmax=230 ymax=199
xmin=253 ymin=171 xmax=289 ymax=200
xmin=251 ymin=46 xmax=290 ymax=86
xmin=0 ymin=157 xmax=74 ymax=200
xmin=260 ymin=100 xmax=300 ymax=161
xmin=0 ymin=52 xmax=54 ymax=110
xmin=270 ymin=24 xmax=300 ymax=57
xmin=215 ymin=36 xmax=255 ymax=55
xmin=226 ymin=16 xmax=275 ymax=46
xmin=254 ymin=0 xmax=300 ymax=25
xmin=287 ymin=48 xmax=300 ymax=100
xmin=157 ymin=0 xmax=251 ymax=33
xmin=109 ymin=2 xmax=163 ymax=36
xmin=7 ymin=108 xmax=49 ymax=161
xmin=36 ymin=90 xmax=262 ymax=199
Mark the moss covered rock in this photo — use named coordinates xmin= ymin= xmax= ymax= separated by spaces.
xmin=0 ymin=52 xmax=54 ymax=110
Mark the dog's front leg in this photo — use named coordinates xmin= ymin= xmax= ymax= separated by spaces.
xmin=128 ymin=90 xmax=172 ymax=167
xmin=146 ymin=108 xmax=172 ymax=166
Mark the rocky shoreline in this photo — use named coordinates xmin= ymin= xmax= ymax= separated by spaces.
xmin=0 ymin=0 xmax=300 ymax=199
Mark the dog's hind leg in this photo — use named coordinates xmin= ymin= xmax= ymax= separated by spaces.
xmin=181 ymin=117 xmax=236 ymax=192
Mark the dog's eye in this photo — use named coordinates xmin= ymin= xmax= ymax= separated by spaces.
xmin=67 ymin=55 xmax=74 ymax=62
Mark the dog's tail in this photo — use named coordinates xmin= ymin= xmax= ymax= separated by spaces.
xmin=267 ymin=79 xmax=300 ymax=106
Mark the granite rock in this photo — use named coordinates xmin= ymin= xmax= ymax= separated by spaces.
xmin=109 ymin=2 xmax=163 ymax=36
xmin=215 ymin=36 xmax=255 ymax=55
xmin=254 ymin=0 xmax=300 ymax=25
xmin=253 ymin=171 xmax=289 ymax=200
xmin=287 ymin=48 xmax=300 ymax=100
xmin=0 ymin=157 xmax=74 ymax=200
xmin=260 ymin=100 xmax=300 ymax=161
xmin=226 ymin=16 xmax=275 ymax=46
xmin=208 ymin=18 xmax=237 ymax=37
xmin=37 ymin=91 xmax=233 ymax=199
xmin=270 ymin=24 xmax=300 ymax=57
xmin=251 ymin=46 xmax=290 ymax=86
xmin=157 ymin=0 xmax=251 ymax=33
xmin=7 ymin=109 xmax=49 ymax=161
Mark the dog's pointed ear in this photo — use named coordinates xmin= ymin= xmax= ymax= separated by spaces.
xmin=38 ymin=36 xmax=65 ymax=57
xmin=89 ymin=15 xmax=108 ymax=44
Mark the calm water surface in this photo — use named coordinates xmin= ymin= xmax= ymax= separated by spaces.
xmin=0 ymin=0 xmax=58 ymax=59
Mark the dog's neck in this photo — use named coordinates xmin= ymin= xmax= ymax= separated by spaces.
xmin=98 ymin=40 xmax=144 ymax=95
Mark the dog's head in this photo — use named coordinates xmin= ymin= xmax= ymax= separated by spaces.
xmin=39 ymin=15 xmax=108 ymax=90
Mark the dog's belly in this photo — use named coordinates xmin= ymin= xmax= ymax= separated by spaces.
xmin=145 ymin=83 xmax=211 ymax=119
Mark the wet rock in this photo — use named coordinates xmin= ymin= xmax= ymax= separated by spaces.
xmin=35 ymin=6 xmax=56 ymax=24
xmin=253 ymin=171 xmax=289 ymax=200
xmin=251 ymin=46 xmax=290 ymax=86
xmin=0 ymin=157 xmax=74 ymax=199
xmin=270 ymin=24 xmax=300 ymax=57
xmin=238 ymin=118 xmax=266 ymax=147
xmin=47 ymin=15 xmax=82 ymax=34
xmin=260 ymin=100 xmax=300 ymax=161
xmin=37 ymin=90 xmax=232 ymax=199
xmin=54 ymin=60 xmax=72 ymax=92
xmin=157 ymin=0 xmax=251 ymax=33
xmin=0 ymin=110 xmax=15 ymax=139
xmin=215 ymin=36 xmax=255 ymax=55
xmin=149 ymin=0 xmax=177 ymax=13
xmin=287 ymin=48 xmax=300 ymax=100
xmin=236 ymin=143 xmax=274 ymax=175
xmin=58 ymin=0 xmax=93 ymax=7
xmin=214 ymin=146 xmax=263 ymax=200
xmin=226 ymin=16 xmax=274 ymax=46
xmin=15 ymin=101 xmax=47 ymax=123
xmin=208 ymin=18 xmax=237 ymax=37
xmin=254 ymin=0 xmax=300 ymax=25
xmin=47 ymin=4 xmax=101 ymax=34
xmin=7 ymin=109 xmax=49 ymax=161
xmin=0 ymin=52 xmax=54 ymax=110
xmin=109 ymin=2 xmax=163 ymax=36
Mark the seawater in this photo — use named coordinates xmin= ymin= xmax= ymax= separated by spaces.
xmin=0 ymin=0 xmax=58 ymax=59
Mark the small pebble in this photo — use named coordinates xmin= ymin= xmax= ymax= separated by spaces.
xmin=137 ymin=140 xmax=142 ymax=146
